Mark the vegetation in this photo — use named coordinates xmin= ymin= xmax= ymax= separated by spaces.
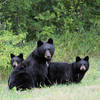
xmin=0 ymin=0 xmax=100 ymax=78
xmin=0 ymin=31 xmax=100 ymax=78
xmin=0 ymin=0 xmax=100 ymax=99
xmin=0 ymin=0 xmax=100 ymax=38
xmin=0 ymin=57 xmax=100 ymax=100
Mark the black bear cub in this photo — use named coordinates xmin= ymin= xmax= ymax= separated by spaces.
xmin=8 ymin=38 xmax=55 ymax=90
xmin=10 ymin=53 xmax=24 ymax=69
xmin=8 ymin=66 xmax=34 ymax=91
xmin=46 ymin=56 xmax=89 ymax=85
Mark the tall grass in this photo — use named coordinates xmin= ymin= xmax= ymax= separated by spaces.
xmin=0 ymin=30 xmax=100 ymax=78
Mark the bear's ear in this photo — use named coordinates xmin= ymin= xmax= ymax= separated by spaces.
xmin=84 ymin=56 xmax=89 ymax=61
xmin=76 ymin=56 xmax=81 ymax=62
xmin=10 ymin=54 xmax=15 ymax=58
xmin=37 ymin=40 xmax=43 ymax=47
xmin=47 ymin=38 xmax=53 ymax=44
xmin=18 ymin=53 xmax=23 ymax=59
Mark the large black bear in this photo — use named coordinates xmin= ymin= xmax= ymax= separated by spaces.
xmin=46 ymin=56 xmax=89 ymax=85
xmin=8 ymin=38 xmax=55 ymax=90
xmin=10 ymin=53 xmax=24 ymax=69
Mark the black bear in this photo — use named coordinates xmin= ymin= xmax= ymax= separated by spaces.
xmin=8 ymin=66 xmax=34 ymax=90
xmin=8 ymin=38 xmax=55 ymax=90
xmin=10 ymin=53 xmax=24 ymax=69
xmin=46 ymin=56 xmax=89 ymax=85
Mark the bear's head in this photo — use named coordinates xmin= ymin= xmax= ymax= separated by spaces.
xmin=10 ymin=53 xmax=24 ymax=69
xmin=34 ymin=38 xmax=55 ymax=62
xmin=75 ymin=56 xmax=89 ymax=72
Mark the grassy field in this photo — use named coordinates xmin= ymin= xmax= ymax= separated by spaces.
xmin=0 ymin=56 xmax=100 ymax=100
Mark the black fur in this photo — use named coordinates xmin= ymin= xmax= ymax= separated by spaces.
xmin=8 ymin=38 xmax=55 ymax=90
xmin=46 ymin=56 xmax=89 ymax=85
xmin=10 ymin=53 xmax=24 ymax=69
xmin=8 ymin=66 xmax=34 ymax=90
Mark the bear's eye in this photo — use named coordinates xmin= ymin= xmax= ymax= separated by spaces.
xmin=17 ymin=60 xmax=19 ymax=63
xmin=84 ymin=64 xmax=86 ymax=66
xmin=82 ymin=64 xmax=86 ymax=66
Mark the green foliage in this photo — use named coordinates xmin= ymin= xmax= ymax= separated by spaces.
xmin=0 ymin=30 xmax=26 ymax=78
xmin=0 ymin=30 xmax=100 ymax=78
xmin=0 ymin=0 xmax=100 ymax=79
xmin=52 ymin=33 xmax=100 ymax=62
xmin=0 ymin=1 xmax=100 ymax=98
xmin=0 ymin=0 xmax=100 ymax=39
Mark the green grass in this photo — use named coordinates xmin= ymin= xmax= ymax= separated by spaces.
xmin=0 ymin=57 xmax=100 ymax=100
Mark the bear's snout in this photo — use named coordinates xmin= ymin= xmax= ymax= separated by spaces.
xmin=45 ymin=50 xmax=51 ymax=60
xmin=80 ymin=65 xmax=86 ymax=71
xmin=9 ymin=81 xmax=15 ymax=89
xmin=13 ymin=61 xmax=18 ymax=67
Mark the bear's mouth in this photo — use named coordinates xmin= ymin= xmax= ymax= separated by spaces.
xmin=80 ymin=65 xmax=86 ymax=71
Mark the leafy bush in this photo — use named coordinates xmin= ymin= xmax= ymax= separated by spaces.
xmin=0 ymin=30 xmax=100 ymax=79
xmin=0 ymin=30 xmax=26 ymax=78
xmin=0 ymin=0 xmax=100 ymax=40
xmin=0 ymin=0 xmax=100 ymax=79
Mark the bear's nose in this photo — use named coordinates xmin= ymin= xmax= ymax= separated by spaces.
xmin=46 ymin=55 xmax=51 ymax=59
xmin=9 ymin=82 xmax=15 ymax=89
xmin=45 ymin=54 xmax=51 ymax=59
xmin=13 ymin=62 xmax=18 ymax=67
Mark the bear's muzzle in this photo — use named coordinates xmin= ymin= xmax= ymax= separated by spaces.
xmin=80 ymin=65 xmax=86 ymax=71
xmin=45 ymin=50 xmax=51 ymax=60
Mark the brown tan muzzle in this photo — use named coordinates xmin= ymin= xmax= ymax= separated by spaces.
xmin=80 ymin=65 xmax=86 ymax=71
xmin=13 ymin=61 xmax=18 ymax=67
